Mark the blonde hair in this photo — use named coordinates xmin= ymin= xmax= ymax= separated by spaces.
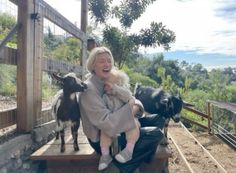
xmin=109 ymin=69 xmax=130 ymax=90
xmin=87 ymin=46 xmax=114 ymax=73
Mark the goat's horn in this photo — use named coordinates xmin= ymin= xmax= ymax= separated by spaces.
xmin=52 ymin=73 xmax=63 ymax=82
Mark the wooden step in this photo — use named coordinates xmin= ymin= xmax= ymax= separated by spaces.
xmin=31 ymin=128 xmax=172 ymax=173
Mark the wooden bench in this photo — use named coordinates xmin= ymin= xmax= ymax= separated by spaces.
xmin=31 ymin=129 xmax=171 ymax=173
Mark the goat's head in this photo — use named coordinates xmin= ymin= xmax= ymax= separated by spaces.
xmin=52 ymin=73 xmax=87 ymax=93
xmin=160 ymin=94 xmax=183 ymax=122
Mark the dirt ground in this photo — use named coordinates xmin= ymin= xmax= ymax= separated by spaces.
xmin=167 ymin=122 xmax=236 ymax=173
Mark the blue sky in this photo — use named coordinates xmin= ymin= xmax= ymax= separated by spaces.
xmin=45 ymin=0 xmax=236 ymax=70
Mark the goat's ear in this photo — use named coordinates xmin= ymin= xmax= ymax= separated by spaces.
xmin=133 ymin=83 xmax=140 ymax=94
xmin=52 ymin=73 xmax=63 ymax=82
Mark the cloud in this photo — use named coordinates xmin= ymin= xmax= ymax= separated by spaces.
xmin=214 ymin=0 xmax=236 ymax=22
xmin=133 ymin=0 xmax=236 ymax=56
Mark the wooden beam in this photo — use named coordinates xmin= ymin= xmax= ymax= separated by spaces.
xmin=184 ymin=106 xmax=211 ymax=120
xmin=0 ymin=108 xmax=16 ymax=129
xmin=0 ymin=47 xmax=17 ymax=65
xmin=81 ymin=0 xmax=88 ymax=33
xmin=80 ymin=0 xmax=88 ymax=77
xmin=42 ymin=58 xmax=83 ymax=74
xmin=16 ymin=0 xmax=35 ymax=132
xmin=181 ymin=116 xmax=208 ymax=130
xmin=40 ymin=0 xmax=87 ymax=41
xmin=0 ymin=24 xmax=20 ymax=51
xmin=33 ymin=0 xmax=44 ymax=129
xmin=10 ymin=0 xmax=87 ymax=41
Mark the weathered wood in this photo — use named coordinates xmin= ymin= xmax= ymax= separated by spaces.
xmin=40 ymin=0 xmax=87 ymax=41
xmin=31 ymin=129 xmax=95 ymax=160
xmin=0 ymin=24 xmax=20 ymax=50
xmin=33 ymin=0 xmax=44 ymax=130
xmin=42 ymin=58 xmax=83 ymax=74
xmin=81 ymin=40 xmax=87 ymax=78
xmin=10 ymin=0 xmax=86 ymax=41
xmin=81 ymin=0 xmax=88 ymax=33
xmin=184 ymin=106 xmax=211 ymax=120
xmin=0 ymin=47 xmax=17 ymax=65
xmin=0 ymin=107 xmax=53 ymax=130
xmin=31 ymin=128 xmax=171 ymax=173
xmin=181 ymin=116 xmax=209 ymax=130
xmin=207 ymin=101 xmax=212 ymax=134
xmin=16 ymin=0 xmax=35 ymax=132
xmin=37 ymin=107 xmax=54 ymax=126
xmin=0 ymin=107 xmax=16 ymax=129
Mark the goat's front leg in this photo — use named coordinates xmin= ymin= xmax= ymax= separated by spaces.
xmin=55 ymin=131 xmax=59 ymax=140
xmin=71 ymin=122 xmax=79 ymax=151
xmin=60 ymin=129 xmax=66 ymax=152
xmin=161 ymin=118 xmax=170 ymax=145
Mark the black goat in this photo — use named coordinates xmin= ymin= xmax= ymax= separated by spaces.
xmin=52 ymin=73 xmax=87 ymax=152
xmin=134 ymin=84 xmax=190 ymax=144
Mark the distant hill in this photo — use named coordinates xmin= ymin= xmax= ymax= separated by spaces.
xmin=143 ymin=50 xmax=236 ymax=70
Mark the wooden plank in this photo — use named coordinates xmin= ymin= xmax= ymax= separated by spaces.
xmin=80 ymin=0 xmax=88 ymax=33
xmin=33 ymin=0 xmax=43 ymax=127
xmin=16 ymin=0 xmax=35 ymax=132
xmin=47 ymin=160 xmax=100 ymax=173
xmin=184 ymin=106 xmax=211 ymax=120
xmin=10 ymin=0 xmax=87 ymax=41
xmin=31 ymin=143 xmax=97 ymax=160
xmin=39 ymin=0 xmax=87 ymax=41
xmin=0 ymin=47 xmax=17 ymax=65
xmin=32 ymin=0 xmax=43 ymax=128
xmin=0 ymin=108 xmax=16 ymax=129
xmin=31 ymin=128 xmax=96 ymax=160
xmin=42 ymin=58 xmax=83 ymax=74
xmin=0 ymin=24 xmax=20 ymax=50
xmin=181 ymin=116 xmax=209 ymax=130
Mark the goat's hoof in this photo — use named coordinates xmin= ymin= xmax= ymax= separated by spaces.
xmin=60 ymin=147 xmax=65 ymax=153
xmin=74 ymin=145 xmax=79 ymax=151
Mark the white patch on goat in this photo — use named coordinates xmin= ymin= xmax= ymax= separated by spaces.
xmin=137 ymin=90 xmax=142 ymax=95
xmin=76 ymin=78 xmax=82 ymax=85
xmin=55 ymin=120 xmax=66 ymax=132
xmin=55 ymin=120 xmax=73 ymax=132
xmin=70 ymin=94 xmax=76 ymax=100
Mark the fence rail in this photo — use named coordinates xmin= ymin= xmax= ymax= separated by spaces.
xmin=0 ymin=0 xmax=89 ymax=132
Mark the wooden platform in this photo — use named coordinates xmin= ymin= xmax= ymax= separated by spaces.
xmin=31 ymin=132 xmax=97 ymax=161
xmin=31 ymin=128 xmax=171 ymax=173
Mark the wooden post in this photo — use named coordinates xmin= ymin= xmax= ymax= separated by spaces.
xmin=81 ymin=0 xmax=88 ymax=33
xmin=80 ymin=0 xmax=88 ymax=77
xmin=87 ymin=39 xmax=96 ymax=51
xmin=207 ymin=101 xmax=211 ymax=134
xmin=33 ymin=0 xmax=43 ymax=126
xmin=17 ymin=0 xmax=42 ymax=132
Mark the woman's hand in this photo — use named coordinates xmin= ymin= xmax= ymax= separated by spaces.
xmin=128 ymin=97 xmax=135 ymax=108
xmin=104 ymin=81 xmax=113 ymax=94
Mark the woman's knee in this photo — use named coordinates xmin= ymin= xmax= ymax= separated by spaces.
xmin=139 ymin=114 xmax=165 ymax=129
xmin=140 ymin=126 xmax=164 ymax=139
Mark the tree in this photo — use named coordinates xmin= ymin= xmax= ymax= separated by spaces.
xmin=0 ymin=13 xmax=17 ymax=95
xmin=0 ymin=13 xmax=17 ymax=47
xmin=103 ymin=26 xmax=138 ymax=68
xmin=88 ymin=0 xmax=176 ymax=66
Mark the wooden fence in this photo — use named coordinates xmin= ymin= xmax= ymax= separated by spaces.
xmin=0 ymin=0 xmax=90 ymax=132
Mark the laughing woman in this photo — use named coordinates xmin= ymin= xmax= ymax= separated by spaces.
xmin=79 ymin=46 xmax=165 ymax=173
